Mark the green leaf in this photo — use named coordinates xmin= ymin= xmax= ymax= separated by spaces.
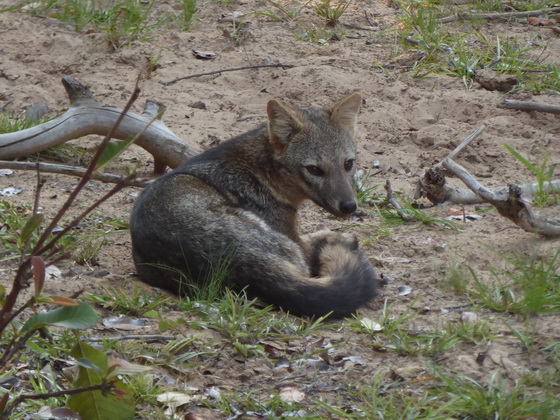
xmin=504 ymin=144 xmax=539 ymax=176
xmin=0 ymin=4 xmax=24 ymax=13
xmin=20 ymin=302 xmax=98 ymax=333
xmin=68 ymin=342 xmax=135 ymax=420
xmin=76 ymin=358 xmax=103 ymax=376
xmin=95 ymin=138 xmax=135 ymax=173
xmin=18 ymin=213 xmax=43 ymax=248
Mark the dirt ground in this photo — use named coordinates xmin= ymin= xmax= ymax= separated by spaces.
xmin=1 ymin=0 xmax=559 ymax=417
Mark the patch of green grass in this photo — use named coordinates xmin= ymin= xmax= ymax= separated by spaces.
xmin=33 ymin=143 xmax=91 ymax=166
xmin=432 ymin=370 xmax=560 ymax=419
xmin=354 ymin=169 xmax=382 ymax=206
xmin=394 ymin=2 xmax=560 ymax=92
xmin=380 ymin=195 xmax=460 ymax=230
xmin=257 ymin=0 xmax=312 ymax=22
xmin=472 ymin=0 xmax=560 ymax=13
xmin=468 ymin=248 xmax=560 ymax=315
xmin=180 ymin=289 xmax=332 ymax=343
xmin=0 ymin=110 xmax=51 ymax=133
xmin=1 ymin=200 xmax=128 ymax=265
xmin=440 ymin=261 xmax=471 ymax=295
xmin=313 ymin=0 xmax=352 ymax=27
xmin=85 ymin=283 xmax=169 ymax=316
xmin=31 ymin=0 xmax=166 ymax=50
xmin=384 ymin=327 xmax=460 ymax=358
xmin=0 ymin=200 xmax=69 ymax=262
xmin=333 ymin=374 xmax=436 ymax=419
xmin=443 ymin=318 xmax=498 ymax=345
xmin=348 ymin=298 xmax=418 ymax=336
xmin=294 ymin=24 xmax=346 ymax=44
xmin=171 ymin=0 xmax=197 ymax=31
xmin=505 ymin=144 xmax=558 ymax=206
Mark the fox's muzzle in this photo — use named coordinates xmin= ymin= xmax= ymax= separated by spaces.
xmin=339 ymin=200 xmax=357 ymax=214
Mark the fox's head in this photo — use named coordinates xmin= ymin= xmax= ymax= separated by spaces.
xmin=267 ymin=93 xmax=362 ymax=217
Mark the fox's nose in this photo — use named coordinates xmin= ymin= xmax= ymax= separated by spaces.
xmin=339 ymin=200 xmax=357 ymax=214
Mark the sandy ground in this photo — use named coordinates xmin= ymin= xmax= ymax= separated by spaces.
xmin=1 ymin=0 xmax=559 ymax=417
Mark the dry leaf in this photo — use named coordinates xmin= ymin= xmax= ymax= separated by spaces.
xmin=279 ymin=386 xmax=305 ymax=403
xmin=398 ymin=285 xmax=412 ymax=296
xmin=359 ymin=317 xmax=383 ymax=332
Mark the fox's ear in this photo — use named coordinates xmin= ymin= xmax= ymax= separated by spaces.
xmin=330 ymin=92 xmax=362 ymax=137
xmin=267 ymin=99 xmax=303 ymax=151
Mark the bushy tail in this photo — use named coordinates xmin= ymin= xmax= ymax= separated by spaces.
xmin=254 ymin=242 xmax=378 ymax=318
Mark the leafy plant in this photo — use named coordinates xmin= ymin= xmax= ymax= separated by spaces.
xmin=0 ymin=84 xmax=145 ymax=417
xmin=257 ymin=0 xmax=312 ymax=22
xmin=468 ymin=248 xmax=560 ymax=315
xmin=354 ymin=169 xmax=382 ymax=206
xmin=504 ymin=144 xmax=558 ymax=206
xmin=433 ymin=370 xmax=560 ymax=419
xmin=172 ymin=0 xmax=198 ymax=31
xmin=313 ymin=0 xmax=352 ymax=27
xmin=85 ymin=284 xmax=170 ymax=316
xmin=32 ymin=0 xmax=165 ymax=50
xmin=294 ymin=25 xmax=346 ymax=43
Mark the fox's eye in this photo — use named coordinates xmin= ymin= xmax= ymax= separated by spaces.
xmin=344 ymin=159 xmax=354 ymax=171
xmin=306 ymin=165 xmax=324 ymax=176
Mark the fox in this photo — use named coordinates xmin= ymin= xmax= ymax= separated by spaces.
xmin=129 ymin=92 xmax=378 ymax=318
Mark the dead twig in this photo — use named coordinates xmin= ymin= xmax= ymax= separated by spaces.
xmin=163 ymin=63 xmax=296 ymax=86
xmin=4 ymin=382 xmax=115 ymax=416
xmin=443 ymin=158 xmax=560 ymax=236
xmin=415 ymin=126 xmax=486 ymax=203
xmin=498 ymin=99 xmax=560 ymax=115
xmin=85 ymin=335 xmax=175 ymax=342
xmin=435 ymin=125 xmax=486 ymax=170
xmin=0 ymin=161 xmax=152 ymax=187
xmin=440 ymin=6 xmax=560 ymax=23
xmin=385 ymin=180 xmax=415 ymax=222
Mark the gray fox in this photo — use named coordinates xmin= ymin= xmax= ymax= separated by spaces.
xmin=129 ymin=93 xmax=378 ymax=317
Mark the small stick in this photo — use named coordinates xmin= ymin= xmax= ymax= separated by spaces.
xmin=498 ymin=100 xmax=560 ymax=115
xmin=0 ymin=160 xmax=152 ymax=187
xmin=440 ymin=6 xmax=560 ymax=23
xmin=163 ymin=64 xmax=295 ymax=86
xmin=5 ymin=382 xmax=115 ymax=416
xmin=434 ymin=125 xmax=486 ymax=171
xmin=443 ymin=158 xmax=560 ymax=236
xmin=85 ymin=335 xmax=176 ymax=342
xmin=385 ymin=180 xmax=415 ymax=222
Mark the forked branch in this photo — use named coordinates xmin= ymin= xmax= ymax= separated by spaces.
xmin=0 ymin=77 xmax=197 ymax=171
xmin=443 ymin=158 xmax=560 ymax=236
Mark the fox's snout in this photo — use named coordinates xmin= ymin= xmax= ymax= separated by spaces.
xmin=339 ymin=200 xmax=357 ymax=214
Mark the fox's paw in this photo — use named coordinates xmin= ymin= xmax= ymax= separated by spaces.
xmin=305 ymin=231 xmax=368 ymax=277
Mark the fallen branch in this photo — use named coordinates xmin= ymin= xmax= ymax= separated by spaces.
xmin=443 ymin=158 xmax=560 ymax=236
xmin=418 ymin=166 xmax=560 ymax=205
xmin=85 ymin=335 xmax=175 ymax=342
xmin=416 ymin=125 xmax=560 ymax=205
xmin=0 ymin=76 xmax=196 ymax=170
xmin=434 ymin=125 xmax=486 ymax=170
xmin=498 ymin=99 xmax=560 ymax=115
xmin=440 ymin=6 xmax=560 ymax=23
xmin=4 ymin=382 xmax=115 ymax=417
xmin=415 ymin=125 xmax=486 ymax=203
xmin=384 ymin=180 xmax=415 ymax=222
xmin=0 ymin=161 xmax=151 ymax=187
xmin=163 ymin=63 xmax=295 ymax=86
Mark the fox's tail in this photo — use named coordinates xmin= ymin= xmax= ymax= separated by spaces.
xmin=251 ymin=241 xmax=378 ymax=318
